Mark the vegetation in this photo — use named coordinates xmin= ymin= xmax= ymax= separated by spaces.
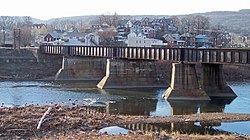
xmin=1 ymin=10 xmax=250 ymax=47
xmin=1 ymin=105 xmax=249 ymax=139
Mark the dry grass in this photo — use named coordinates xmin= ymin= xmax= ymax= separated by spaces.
xmin=0 ymin=105 xmax=249 ymax=140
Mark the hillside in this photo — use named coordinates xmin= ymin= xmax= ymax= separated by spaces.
xmin=194 ymin=9 xmax=250 ymax=35
xmin=33 ymin=9 xmax=250 ymax=35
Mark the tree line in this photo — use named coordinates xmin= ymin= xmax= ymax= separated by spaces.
xmin=0 ymin=14 xmax=244 ymax=47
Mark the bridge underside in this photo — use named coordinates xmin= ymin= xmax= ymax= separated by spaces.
xmin=55 ymin=56 xmax=237 ymax=100
xmin=163 ymin=63 xmax=237 ymax=100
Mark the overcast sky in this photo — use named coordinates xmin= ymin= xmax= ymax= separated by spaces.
xmin=0 ymin=0 xmax=250 ymax=20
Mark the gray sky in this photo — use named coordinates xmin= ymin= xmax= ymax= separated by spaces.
xmin=1 ymin=0 xmax=250 ymax=20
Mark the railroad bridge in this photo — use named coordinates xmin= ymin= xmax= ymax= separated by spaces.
xmin=40 ymin=45 xmax=250 ymax=100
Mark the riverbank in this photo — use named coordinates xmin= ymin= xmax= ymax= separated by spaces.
xmin=0 ymin=48 xmax=62 ymax=81
xmin=0 ymin=105 xmax=249 ymax=139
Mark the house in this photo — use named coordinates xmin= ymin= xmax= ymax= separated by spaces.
xmin=141 ymin=17 xmax=153 ymax=26
xmin=2 ymin=41 xmax=13 ymax=47
xmin=1 ymin=30 xmax=13 ymax=47
xmin=62 ymin=32 xmax=85 ymax=46
xmin=180 ymin=33 xmax=196 ymax=47
xmin=127 ymin=32 xmax=167 ymax=47
xmin=195 ymin=34 xmax=211 ymax=47
xmin=61 ymin=32 xmax=100 ymax=46
xmin=117 ymin=20 xmax=133 ymax=37
xmin=44 ymin=32 xmax=62 ymax=45
xmin=62 ymin=32 xmax=84 ymax=41
xmin=84 ymin=33 xmax=100 ymax=46
xmin=152 ymin=17 xmax=177 ymax=33
xmin=31 ymin=24 xmax=48 ymax=45
xmin=91 ymin=24 xmax=101 ymax=32
xmin=141 ymin=26 xmax=156 ymax=38
xmin=31 ymin=24 xmax=48 ymax=35
xmin=163 ymin=34 xmax=185 ymax=46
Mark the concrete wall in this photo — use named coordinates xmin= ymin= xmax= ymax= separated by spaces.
xmin=55 ymin=56 xmax=106 ymax=81
xmin=97 ymin=59 xmax=169 ymax=89
xmin=0 ymin=48 xmax=62 ymax=80
xmin=201 ymin=63 xmax=237 ymax=98
xmin=163 ymin=63 xmax=237 ymax=101
xmin=163 ymin=63 xmax=210 ymax=100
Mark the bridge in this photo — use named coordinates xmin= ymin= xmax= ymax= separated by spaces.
xmin=40 ymin=45 xmax=250 ymax=100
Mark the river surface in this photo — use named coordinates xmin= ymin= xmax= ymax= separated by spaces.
xmin=0 ymin=81 xmax=249 ymax=135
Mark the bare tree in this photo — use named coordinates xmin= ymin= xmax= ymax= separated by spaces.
xmin=193 ymin=15 xmax=210 ymax=34
xmin=97 ymin=27 xmax=117 ymax=45
xmin=180 ymin=15 xmax=210 ymax=34
xmin=17 ymin=16 xmax=34 ymax=47
xmin=0 ymin=16 xmax=15 ymax=46
xmin=171 ymin=16 xmax=181 ymax=33
xmin=210 ymin=24 xmax=227 ymax=47
xmin=180 ymin=15 xmax=193 ymax=34
xmin=76 ymin=19 xmax=91 ymax=33
xmin=98 ymin=12 xmax=121 ymax=27
xmin=0 ymin=16 xmax=15 ymax=30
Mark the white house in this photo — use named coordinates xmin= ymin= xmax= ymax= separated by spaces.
xmin=127 ymin=32 xmax=167 ymax=47
xmin=84 ymin=33 xmax=100 ymax=46
xmin=60 ymin=32 xmax=99 ymax=46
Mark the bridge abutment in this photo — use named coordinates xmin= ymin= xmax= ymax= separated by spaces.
xmin=55 ymin=56 xmax=106 ymax=81
xmin=163 ymin=63 xmax=210 ymax=100
xmin=97 ymin=59 xmax=168 ymax=89
xmin=201 ymin=63 xmax=237 ymax=98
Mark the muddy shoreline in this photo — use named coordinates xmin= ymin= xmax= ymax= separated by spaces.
xmin=0 ymin=105 xmax=249 ymax=139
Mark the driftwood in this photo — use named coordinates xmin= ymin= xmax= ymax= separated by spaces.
xmin=37 ymin=107 xmax=52 ymax=130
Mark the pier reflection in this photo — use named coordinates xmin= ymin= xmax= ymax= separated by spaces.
xmin=200 ymin=97 xmax=235 ymax=113
xmin=99 ymin=89 xmax=158 ymax=116
xmin=167 ymin=97 xmax=236 ymax=115
xmin=123 ymin=121 xmax=230 ymax=135
xmin=100 ymin=88 xmax=236 ymax=116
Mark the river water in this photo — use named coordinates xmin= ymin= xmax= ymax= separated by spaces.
xmin=0 ymin=81 xmax=249 ymax=135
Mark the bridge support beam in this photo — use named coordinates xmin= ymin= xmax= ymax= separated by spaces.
xmin=163 ymin=63 xmax=210 ymax=100
xmin=201 ymin=63 xmax=237 ymax=98
xmin=97 ymin=59 xmax=168 ymax=89
xmin=55 ymin=56 xmax=106 ymax=81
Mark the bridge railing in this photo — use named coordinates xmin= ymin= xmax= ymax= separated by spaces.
xmin=40 ymin=45 xmax=250 ymax=64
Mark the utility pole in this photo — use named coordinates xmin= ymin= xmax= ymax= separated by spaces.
xmin=13 ymin=28 xmax=21 ymax=50
xmin=2 ymin=26 xmax=5 ymax=47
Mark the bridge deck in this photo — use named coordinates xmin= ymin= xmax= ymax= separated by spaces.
xmin=40 ymin=45 xmax=250 ymax=64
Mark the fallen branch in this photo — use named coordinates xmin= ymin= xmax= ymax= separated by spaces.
xmin=6 ymin=129 xmax=28 ymax=132
xmin=37 ymin=107 xmax=52 ymax=130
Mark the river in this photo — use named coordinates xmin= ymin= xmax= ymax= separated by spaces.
xmin=0 ymin=81 xmax=249 ymax=135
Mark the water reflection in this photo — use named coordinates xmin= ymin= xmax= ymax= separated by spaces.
xmin=99 ymin=126 xmax=128 ymax=135
xmin=168 ymin=101 xmax=202 ymax=115
xmin=123 ymin=121 xmax=230 ymax=135
xmin=98 ymin=89 xmax=158 ymax=116
xmin=200 ymin=97 xmax=235 ymax=113
xmin=0 ymin=81 xmax=246 ymax=116
xmin=168 ymin=98 xmax=236 ymax=115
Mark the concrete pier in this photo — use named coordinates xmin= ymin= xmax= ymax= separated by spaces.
xmin=201 ymin=63 xmax=237 ymax=98
xmin=163 ymin=63 xmax=210 ymax=100
xmin=97 ymin=59 xmax=168 ymax=89
xmin=55 ymin=56 xmax=106 ymax=81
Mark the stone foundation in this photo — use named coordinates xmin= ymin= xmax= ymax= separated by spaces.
xmin=55 ymin=57 xmax=106 ymax=81
xmin=163 ymin=63 xmax=210 ymax=100
xmin=201 ymin=63 xmax=237 ymax=97
xmin=97 ymin=59 xmax=168 ymax=89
